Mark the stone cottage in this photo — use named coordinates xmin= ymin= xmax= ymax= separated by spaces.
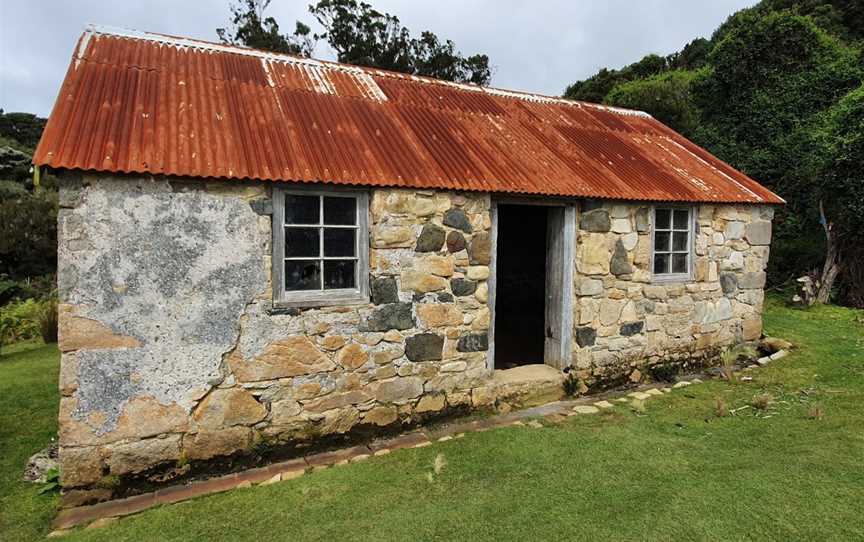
xmin=34 ymin=26 xmax=783 ymax=503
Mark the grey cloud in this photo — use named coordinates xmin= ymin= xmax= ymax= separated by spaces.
xmin=0 ymin=0 xmax=755 ymax=117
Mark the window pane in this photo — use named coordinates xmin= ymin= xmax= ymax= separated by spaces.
xmin=653 ymin=253 xmax=670 ymax=274
xmin=324 ymin=260 xmax=356 ymax=289
xmin=654 ymin=231 xmax=670 ymax=252
xmin=655 ymin=208 xmax=671 ymax=230
xmin=285 ymin=227 xmax=320 ymax=258
xmin=673 ymin=209 xmax=689 ymax=230
xmin=324 ymin=197 xmax=356 ymax=225
xmin=285 ymin=260 xmax=321 ymax=291
xmin=672 ymin=253 xmax=688 ymax=274
xmin=285 ymin=195 xmax=319 ymax=224
xmin=672 ymin=231 xmax=689 ymax=251
xmin=324 ymin=228 xmax=355 ymax=257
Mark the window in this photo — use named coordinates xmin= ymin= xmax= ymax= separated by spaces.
xmin=652 ymin=207 xmax=693 ymax=278
xmin=273 ymin=188 xmax=369 ymax=307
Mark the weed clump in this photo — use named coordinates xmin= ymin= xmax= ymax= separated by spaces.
xmin=751 ymin=393 xmax=774 ymax=410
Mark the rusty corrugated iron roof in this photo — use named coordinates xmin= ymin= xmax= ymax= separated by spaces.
xmin=34 ymin=25 xmax=784 ymax=204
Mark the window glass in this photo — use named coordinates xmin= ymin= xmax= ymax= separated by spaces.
xmin=323 ymin=229 xmax=355 ymax=257
xmin=324 ymin=260 xmax=356 ymax=289
xmin=285 ymin=260 xmax=321 ymax=290
xmin=653 ymin=207 xmax=691 ymax=276
xmin=284 ymin=195 xmax=319 ymax=224
xmin=672 ymin=231 xmax=689 ymax=251
xmin=654 ymin=231 xmax=670 ymax=252
xmin=324 ymin=197 xmax=356 ymax=225
xmin=653 ymin=253 xmax=670 ymax=275
xmin=655 ymin=208 xmax=671 ymax=229
xmin=673 ymin=209 xmax=689 ymax=230
xmin=279 ymin=192 xmax=365 ymax=297
xmin=285 ymin=228 xmax=319 ymax=258
xmin=672 ymin=253 xmax=688 ymax=274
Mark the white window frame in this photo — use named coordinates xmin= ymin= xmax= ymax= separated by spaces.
xmin=272 ymin=186 xmax=370 ymax=308
xmin=650 ymin=205 xmax=696 ymax=282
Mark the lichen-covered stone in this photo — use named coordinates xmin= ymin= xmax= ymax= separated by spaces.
xmin=371 ymin=277 xmax=399 ymax=304
xmin=193 ymin=388 xmax=267 ymax=428
xmin=575 ymin=327 xmax=596 ymax=347
xmin=469 ymin=232 xmax=492 ymax=265
xmin=363 ymin=406 xmax=398 ymax=426
xmin=401 ymin=269 xmax=448 ymax=293
xmin=610 ymin=239 xmax=633 ymax=276
xmin=619 ymin=321 xmax=644 ymax=336
xmin=417 ymin=303 xmax=462 ymax=328
xmin=405 ymin=333 xmax=444 ymax=361
xmin=635 ymin=207 xmax=650 ymax=232
xmin=106 ymin=435 xmax=181 ymax=475
xmin=362 ymin=303 xmax=415 ymax=332
xmin=336 ymin=343 xmax=369 ymax=369
xmin=450 ymin=279 xmax=477 ymax=297
xmin=183 ymin=426 xmax=253 ymax=461
xmin=446 ymin=230 xmax=466 ymax=252
xmin=456 ymin=333 xmax=488 ymax=352
xmin=580 ymin=209 xmax=611 ymax=232
xmin=443 ymin=208 xmax=472 ymax=232
xmin=228 ymin=337 xmax=335 ymax=382
xmin=415 ymin=224 xmax=446 ymax=252
xmin=372 ymin=226 xmax=414 ymax=248
xmin=374 ymin=377 xmax=424 ymax=403
xmin=745 ymin=221 xmax=772 ymax=245
xmin=720 ymin=273 xmax=738 ymax=295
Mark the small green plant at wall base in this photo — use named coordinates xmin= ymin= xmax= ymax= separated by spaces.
xmin=720 ymin=349 xmax=738 ymax=382
xmin=36 ymin=467 xmax=60 ymax=495
xmin=97 ymin=474 xmax=121 ymax=490
xmin=562 ymin=372 xmax=581 ymax=397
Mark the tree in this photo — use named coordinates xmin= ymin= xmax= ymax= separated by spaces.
xmin=604 ymin=70 xmax=701 ymax=136
xmin=808 ymin=85 xmax=864 ymax=305
xmin=217 ymin=0 xmax=492 ymax=85
xmin=217 ymin=0 xmax=316 ymax=57
xmin=308 ymin=0 xmax=490 ymax=85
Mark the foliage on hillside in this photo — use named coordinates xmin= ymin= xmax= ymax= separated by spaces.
xmin=564 ymin=0 xmax=864 ymax=306
xmin=0 ymin=111 xmax=57 ymax=304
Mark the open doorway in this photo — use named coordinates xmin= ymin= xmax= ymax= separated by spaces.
xmin=494 ymin=204 xmax=548 ymax=369
xmin=491 ymin=202 xmax=574 ymax=371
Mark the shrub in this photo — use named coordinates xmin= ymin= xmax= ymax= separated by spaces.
xmin=0 ymin=298 xmax=42 ymax=346
xmin=37 ymin=298 xmax=58 ymax=344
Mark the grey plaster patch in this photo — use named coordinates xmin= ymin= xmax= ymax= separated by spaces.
xmin=61 ymin=177 xmax=266 ymax=434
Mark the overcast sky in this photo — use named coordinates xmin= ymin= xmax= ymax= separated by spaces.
xmin=0 ymin=0 xmax=756 ymax=117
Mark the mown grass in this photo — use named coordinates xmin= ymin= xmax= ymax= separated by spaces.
xmin=0 ymin=341 xmax=60 ymax=541
xmin=2 ymin=299 xmax=863 ymax=541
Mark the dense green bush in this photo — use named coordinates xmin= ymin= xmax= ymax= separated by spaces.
xmin=0 ymin=296 xmax=58 ymax=349
xmin=605 ymin=69 xmax=702 ymax=137
xmin=0 ymin=298 xmax=42 ymax=346
xmin=0 ymin=188 xmax=58 ymax=280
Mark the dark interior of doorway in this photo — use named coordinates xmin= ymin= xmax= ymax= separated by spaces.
xmin=494 ymin=204 xmax=547 ymax=369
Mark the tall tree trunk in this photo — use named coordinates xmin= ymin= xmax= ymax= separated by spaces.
xmin=816 ymin=199 xmax=840 ymax=304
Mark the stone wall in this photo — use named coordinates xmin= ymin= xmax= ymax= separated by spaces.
xmin=56 ymin=174 xmax=495 ymax=501
xmin=55 ymin=173 xmax=773 ymax=501
xmin=571 ymin=202 xmax=773 ymax=388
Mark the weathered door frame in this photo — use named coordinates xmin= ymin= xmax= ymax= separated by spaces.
xmin=487 ymin=197 xmax=576 ymax=371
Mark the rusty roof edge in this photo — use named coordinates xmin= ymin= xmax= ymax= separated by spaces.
xmin=80 ymin=24 xmax=653 ymax=118
xmin=38 ymin=164 xmax=783 ymax=205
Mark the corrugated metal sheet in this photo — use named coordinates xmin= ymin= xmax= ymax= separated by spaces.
xmin=34 ymin=25 xmax=784 ymax=204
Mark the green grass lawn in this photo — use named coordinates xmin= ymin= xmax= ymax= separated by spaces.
xmin=2 ymin=299 xmax=863 ymax=541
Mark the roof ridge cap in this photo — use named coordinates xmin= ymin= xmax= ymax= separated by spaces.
xmin=81 ymin=24 xmax=652 ymax=118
